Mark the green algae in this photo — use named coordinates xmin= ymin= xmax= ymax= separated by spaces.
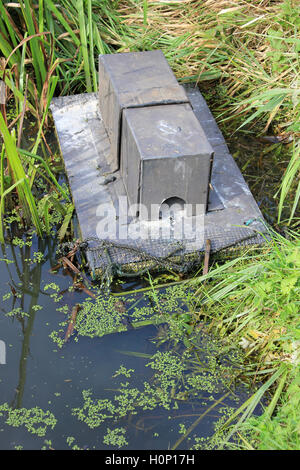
xmin=49 ymin=284 xmax=197 ymax=347
xmin=71 ymin=342 xmax=244 ymax=450
xmin=103 ymin=427 xmax=128 ymax=449
xmin=46 ymin=283 xmax=251 ymax=449
xmin=0 ymin=403 xmax=57 ymax=437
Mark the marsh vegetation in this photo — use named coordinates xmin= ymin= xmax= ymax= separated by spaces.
xmin=0 ymin=0 xmax=299 ymax=450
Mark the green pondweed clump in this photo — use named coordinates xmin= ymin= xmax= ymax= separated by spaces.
xmin=0 ymin=403 xmax=57 ymax=437
xmin=33 ymin=251 xmax=45 ymax=264
xmin=72 ymin=343 xmax=244 ymax=449
xmin=49 ymin=284 xmax=197 ymax=347
xmin=72 ymin=390 xmax=117 ymax=429
xmin=103 ymin=427 xmax=128 ymax=449
xmin=37 ymin=193 xmax=74 ymax=240
xmin=3 ymin=291 xmax=21 ymax=301
xmin=43 ymin=282 xmax=63 ymax=304
xmin=5 ymin=307 xmax=29 ymax=318
xmin=47 ymin=281 xmax=253 ymax=448
xmin=73 ymin=295 xmax=129 ymax=338
xmin=24 ymin=251 xmax=45 ymax=264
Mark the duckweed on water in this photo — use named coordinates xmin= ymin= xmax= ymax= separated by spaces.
xmin=71 ymin=345 xmax=242 ymax=447
xmin=49 ymin=285 xmax=197 ymax=346
xmin=0 ymin=404 xmax=57 ymax=437
xmin=74 ymin=296 xmax=128 ymax=338
xmin=103 ymin=427 xmax=128 ymax=449
xmin=45 ymin=284 xmax=251 ymax=448
xmin=112 ymin=365 xmax=135 ymax=379
xmin=4 ymin=307 xmax=29 ymax=319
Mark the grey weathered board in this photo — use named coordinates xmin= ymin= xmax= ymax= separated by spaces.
xmin=50 ymin=85 xmax=266 ymax=277
xmin=121 ymin=103 xmax=213 ymax=218
xmin=98 ymin=50 xmax=189 ymax=171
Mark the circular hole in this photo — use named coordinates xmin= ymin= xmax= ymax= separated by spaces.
xmin=159 ymin=197 xmax=185 ymax=219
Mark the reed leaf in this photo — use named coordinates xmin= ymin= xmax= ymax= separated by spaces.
xmin=220 ymin=364 xmax=288 ymax=443
xmin=18 ymin=148 xmax=69 ymax=201
xmin=19 ymin=0 xmax=47 ymax=94
xmin=77 ymin=0 xmax=92 ymax=92
xmin=0 ymin=112 xmax=43 ymax=236
xmin=0 ymin=178 xmax=25 ymax=244
xmin=58 ymin=203 xmax=74 ymax=241
xmin=276 ymin=140 xmax=300 ymax=224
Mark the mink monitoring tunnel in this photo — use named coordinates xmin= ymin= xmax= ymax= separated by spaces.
xmin=51 ymin=50 xmax=266 ymax=279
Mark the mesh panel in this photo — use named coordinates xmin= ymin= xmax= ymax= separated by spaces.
xmin=85 ymin=224 xmax=266 ymax=279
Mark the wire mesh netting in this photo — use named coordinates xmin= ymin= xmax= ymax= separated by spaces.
xmin=84 ymin=222 xmax=266 ymax=281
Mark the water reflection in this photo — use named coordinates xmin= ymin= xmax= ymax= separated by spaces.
xmin=0 ymin=235 xmax=253 ymax=450
xmin=1 ymin=237 xmax=57 ymax=409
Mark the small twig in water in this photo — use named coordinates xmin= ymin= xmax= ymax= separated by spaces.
xmin=171 ymin=391 xmax=230 ymax=450
xmin=65 ymin=304 xmax=81 ymax=342
xmin=203 ymin=238 xmax=211 ymax=276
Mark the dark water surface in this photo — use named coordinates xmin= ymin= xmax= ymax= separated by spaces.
xmin=0 ymin=233 xmax=251 ymax=450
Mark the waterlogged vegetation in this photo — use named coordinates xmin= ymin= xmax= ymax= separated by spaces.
xmin=50 ymin=283 xmax=198 ymax=345
xmin=0 ymin=0 xmax=299 ymax=233
xmin=0 ymin=403 xmax=57 ymax=437
xmin=0 ymin=231 xmax=298 ymax=449
xmin=0 ymin=0 xmax=299 ymax=451
xmin=190 ymin=228 xmax=300 ymax=449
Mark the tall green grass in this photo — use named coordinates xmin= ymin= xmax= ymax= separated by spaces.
xmin=118 ymin=0 xmax=299 ymax=223
xmin=0 ymin=0 xmax=110 ymax=238
xmin=190 ymin=227 xmax=300 ymax=448
xmin=237 ymin=370 xmax=300 ymax=450
xmin=0 ymin=113 xmax=42 ymax=240
xmin=276 ymin=140 xmax=300 ymax=225
xmin=0 ymin=112 xmax=72 ymax=243
xmin=0 ymin=0 xmax=298 ymax=227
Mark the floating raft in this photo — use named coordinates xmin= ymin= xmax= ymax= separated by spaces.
xmin=51 ymin=84 xmax=266 ymax=279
